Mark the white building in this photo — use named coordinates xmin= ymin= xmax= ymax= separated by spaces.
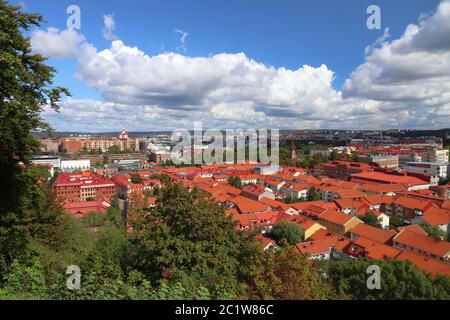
xmin=403 ymin=162 xmax=448 ymax=179
xmin=421 ymin=149 xmax=449 ymax=163
xmin=31 ymin=156 xmax=61 ymax=168
xmin=60 ymin=160 xmax=91 ymax=172
xmin=254 ymin=165 xmax=280 ymax=176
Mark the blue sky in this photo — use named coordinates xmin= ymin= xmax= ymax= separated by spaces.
xmin=12 ymin=0 xmax=450 ymax=131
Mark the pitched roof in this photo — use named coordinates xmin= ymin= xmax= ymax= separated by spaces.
xmin=349 ymin=237 xmax=402 ymax=260
xmin=396 ymin=224 xmax=427 ymax=235
xmin=393 ymin=230 xmax=450 ymax=258
xmin=232 ymin=211 xmax=280 ymax=229
xmin=393 ymin=196 xmax=434 ymax=211
xmin=351 ymin=223 xmax=395 ymax=244
xmin=421 ymin=207 xmax=450 ymax=226
xmin=229 ymin=196 xmax=270 ymax=214
xmin=396 ymin=251 xmax=450 ymax=277
xmin=319 ymin=210 xmax=360 ymax=226
xmin=351 ymin=171 xmax=429 ymax=186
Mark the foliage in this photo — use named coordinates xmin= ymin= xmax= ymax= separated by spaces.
xmin=325 ymin=259 xmax=450 ymax=300
xmin=268 ymin=220 xmax=304 ymax=245
xmin=361 ymin=211 xmax=382 ymax=229
xmin=108 ymin=145 xmax=121 ymax=154
xmin=228 ymin=176 xmax=242 ymax=189
xmin=307 ymin=186 xmax=321 ymax=201
xmin=126 ymin=182 xmax=262 ymax=298
xmin=421 ymin=225 xmax=446 ymax=240
xmin=389 ymin=215 xmax=404 ymax=229
xmin=250 ymin=247 xmax=337 ymax=300
xmin=130 ymin=173 xmax=143 ymax=184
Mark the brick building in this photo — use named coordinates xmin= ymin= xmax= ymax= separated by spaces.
xmin=53 ymin=172 xmax=116 ymax=202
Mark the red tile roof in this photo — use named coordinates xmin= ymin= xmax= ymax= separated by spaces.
xmin=351 ymin=223 xmax=395 ymax=244
xmin=394 ymin=230 xmax=450 ymax=258
xmin=319 ymin=210 xmax=358 ymax=226
xmin=396 ymin=251 xmax=450 ymax=277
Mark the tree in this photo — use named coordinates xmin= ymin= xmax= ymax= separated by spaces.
xmin=250 ymin=247 xmax=337 ymax=300
xmin=0 ymin=1 xmax=69 ymax=164
xmin=361 ymin=211 xmax=382 ymax=229
xmin=126 ymin=182 xmax=263 ymax=298
xmin=422 ymin=225 xmax=446 ymax=240
xmin=307 ymin=186 xmax=321 ymax=201
xmin=130 ymin=173 xmax=143 ymax=184
xmin=329 ymin=150 xmax=339 ymax=161
xmin=389 ymin=215 xmax=403 ymax=229
xmin=108 ymin=145 xmax=121 ymax=154
xmin=228 ymin=176 xmax=242 ymax=189
xmin=268 ymin=220 xmax=304 ymax=245
xmin=325 ymin=258 xmax=450 ymax=300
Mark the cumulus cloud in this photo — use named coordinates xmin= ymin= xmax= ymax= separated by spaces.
xmin=75 ymin=40 xmax=348 ymax=120
xmin=39 ymin=1 xmax=450 ymax=130
xmin=102 ymin=14 xmax=118 ymax=41
xmin=30 ymin=27 xmax=85 ymax=59
xmin=343 ymin=0 xmax=450 ymax=104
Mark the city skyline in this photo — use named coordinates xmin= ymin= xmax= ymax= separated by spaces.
xmin=14 ymin=0 xmax=450 ymax=131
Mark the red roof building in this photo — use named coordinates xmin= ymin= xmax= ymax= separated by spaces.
xmin=54 ymin=172 xmax=116 ymax=202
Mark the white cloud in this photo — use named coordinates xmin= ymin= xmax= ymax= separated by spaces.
xmin=30 ymin=27 xmax=85 ymax=59
xmin=102 ymin=14 xmax=118 ymax=41
xmin=37 ymin=1 xmax=450 ymax=130
xmin=173 ymin=28 xmax=188 ymax=52
xmin=344 ymin=0 xmax=450 ymax=104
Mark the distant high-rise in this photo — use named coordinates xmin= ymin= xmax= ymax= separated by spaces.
xmin=119 ymin=129 xmax=129 ymax=139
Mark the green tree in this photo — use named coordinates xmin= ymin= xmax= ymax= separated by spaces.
xmin=0 ymin=1 xmax=69 ymax=270
xmin=108 ymin=145 xmax=121 ymax=154
xmin=422 ymin=225 xmax=446 ymax=240
xmin=228 ymin=176 xmax=242 ymax=189
xmin=130 ymin=173 xmax=143 ymax=184
xmin=126 ymin=182 xmax=262 ymax=298
xmin=307 ymin=186 xmax=321 ymax=201
xmin=389 ymin=215 xmax=403 ymax=229
xmin=250 ymin=247 xmax=337 ymax=300
xmin=326 ymin=258 xmax=450 ymax=300
xmin=268 ymin=220 xmax=304 ymax=245
xmin=361 ymin=211 xmax=382 ymax=229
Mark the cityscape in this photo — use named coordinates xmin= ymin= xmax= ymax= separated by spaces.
xmin=1 ymin=0 xmax=450 ymax=309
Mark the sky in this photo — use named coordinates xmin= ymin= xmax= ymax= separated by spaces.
xmin=11 ymin=0 xmax=450 ymax=132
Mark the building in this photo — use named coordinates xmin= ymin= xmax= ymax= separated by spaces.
xmin=81 ymin=137 xmax=139 ymax=153
xmin=53 ymin=172 xmax=116 ymax=202
xmin=421 ymin=148 xmax=449 ymax=163
xmin=350 ymin=223 xmax=395 ymax=244
xmin=241 ymin=184 xmax=275 ymax=201
xmin=318 ymin=210 xmax=362 ymax=236
xmin=350 ymin=171 xmax=430 ymax=190
xmin=393 ymin=229 xmax=450 ymax=264
xmin=313 ymin=161 xmax=372 ymax=179
xmin=39 ymin=139 xmax=61 ymax=153
xmin=31 ymin=155 xmax=61 ymax=168
xmin=60 ymin=160 xmax=91 ymax=172
xmin=104 ymin=153 xmax=147 ymax=165
xmin=359 ymin=155 xmax=399 ymax=169
xmin=403 ymin=162 xmax=448 ymax=179
xmin=398 ymin=153 xmax=422 ymax=168
xmin=309 ymin=147 xmax=331 ymax=158
xmin=148 ymin=151 xmax=173 ymax=163
xmin=61 ymin=138 xmax=83 ymax=153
